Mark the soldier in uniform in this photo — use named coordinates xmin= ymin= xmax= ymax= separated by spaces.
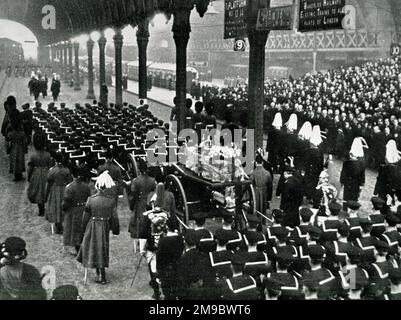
xmin=176 ymin=230 xmax=214 ymax=300
xmin=141 ymin=208 xmax=169 ymax=300
xmin=250 ymin=154 xmax=273 ymax=216
xmin=214 ymin=214 xmax=242 ymax=252
xmin=218 ymin=253 xmax=260 ymax=300
xmin=20 ymin=103 xmax=33 ymax=145
xmin=389 ymin=268 xmax=401 ymax=300
xmin=50 ymin=75 xmax=61 ymax=102
xmin=27 ymin=133 xmax=53 ymax=217
xmin=209 ymin=232 xmax=234 ymax=283
xmin=355 ymin=218 xmax=378 ymax=264
xmin=289 ymin=208 xmax=313 ymax=248
xmin=77 ymin=172 xmax=120 ymax=285
xmin=316 ymin=202 xmax=343 ymax=243
xmin=242 ymin=214 xmax=266 ymax=252
xmin=324 ymin=224 xmax=356 ymax=267
xmin=153 ymin=215 xmax=184 ymax=300
xmin=344 ymin=201 xmax=363 ymax=241
xmin=266 ymin=209 xmax=287 ymax=246
xmin=380 ymin=214 xmax=401 ymax=256
xmin=97 ymin=149 xmax=123 ymax=200
xmin=365 ymin=240 xmax=397 ymax=284
xmin=265 ymin=251 xmax=301 ymax=300
xmin=267 ymin=228 xmax=298 ymax=274
xmin=302 ymin=245 xmax=337 ymax=299
xmin=128 ymin=160 xmax=156 ymax=252
xmin=370 ymin=197 xmax=387 ymax=238
xmin=62 ymin=164 xmax=91 ymax=255
xmin=242 ymin=232 xmax=271 ymax=299
xmin=339 ymin=246 xmax=370 ymax=300
xmin=340 ymin=138 xmax=366 ymax=211
xmin=191 ymin=212 xmax=216 ymax=253
xmin=46 ymin=152 xmax=73 ymax=234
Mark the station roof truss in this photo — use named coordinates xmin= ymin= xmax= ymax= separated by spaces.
xmin=0 ymin=0 xmax=211 ymax=45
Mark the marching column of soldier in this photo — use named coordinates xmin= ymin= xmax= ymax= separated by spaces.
xmin=3 ymin=88 xmax=401 ymax=300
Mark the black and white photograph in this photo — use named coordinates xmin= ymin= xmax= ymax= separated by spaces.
xmin=0 ymin=0 xmax=400 ymax=307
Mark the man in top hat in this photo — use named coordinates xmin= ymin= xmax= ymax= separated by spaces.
xmin=218 ymin=252 xmax=260 ymax=300
xmin=192 ymin=212 xmax=216 ymax=253
xmin=277 ymin=166 xmax=304 ymax=228
xmin=0 ymin=237 xmax=47 ymax=300
xmin=214 ymin=213 xmax=243 ymax=252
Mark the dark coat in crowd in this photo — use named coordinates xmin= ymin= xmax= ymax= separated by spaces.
xmin=374 ymin=163 xmax=401 ymax=201
xmin=340 ymin=159 xmax=365 ymax=202
xmin=0 ymin=263 xmax=47 ymax=300
xmin=27 ymin=151 xmax=53 ymax=204
xmin=303 ymin=146 xmax=324 ymax=199
xmin=128 ymin=173 xmax=156 ymax=239
xmin=250 ymin=165 xmax=273 ymax=214
xmin=77 ymin=191 xmax=119 ymax=269
xmin=62 ymin=180 xmax=91 ymax=247
xmin=6 ymin=127 xmax=27 ymax=178
xmin=277 ymin=175 xmax=304 ymax=228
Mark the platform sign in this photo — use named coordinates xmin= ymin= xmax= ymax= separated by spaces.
xmin=224 ymin=0 xmax=248 ymax=39
xmin=234 ymin=38 xmax=246 ymax=51
xmin=391 ymin=43 xmax=401 ymax=57
xmin=256 ymin=5 xmax=294 ymax=31
xmin=298 ymin=0 xmax=346 ymax=32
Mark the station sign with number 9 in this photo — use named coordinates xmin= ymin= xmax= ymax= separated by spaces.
xmin=234 ymin=39 xmax=246 ymax=51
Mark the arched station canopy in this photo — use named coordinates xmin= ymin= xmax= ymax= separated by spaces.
xmin=0 ymin=0 xmax=211 ymax=45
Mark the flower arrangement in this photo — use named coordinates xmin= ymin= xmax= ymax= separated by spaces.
xmin=182 ymin=144 xmax=246 ymax=182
